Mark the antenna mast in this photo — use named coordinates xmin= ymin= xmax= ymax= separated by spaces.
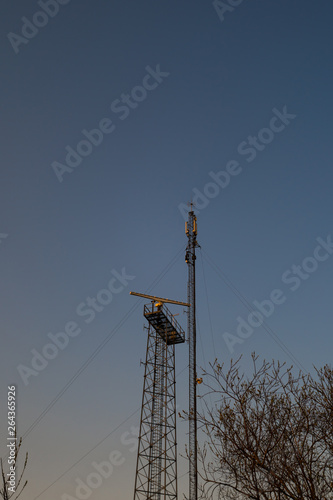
xmin=185 ymin=206 xmax=198 ymax=500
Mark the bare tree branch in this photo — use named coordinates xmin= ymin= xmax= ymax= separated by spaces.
xmin=184 ymin=354 xmax=333 ymax=500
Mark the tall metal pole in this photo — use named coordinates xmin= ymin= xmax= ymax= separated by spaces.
xmin=185 ymin=207 xmax=198 ymax=500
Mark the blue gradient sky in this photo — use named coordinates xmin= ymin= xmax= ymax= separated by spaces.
xmin=1 ymin=1 xmax=333 ymax=499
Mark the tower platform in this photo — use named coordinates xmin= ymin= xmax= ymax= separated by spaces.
xmin=144 ymin=303 xmax=185 ymax=345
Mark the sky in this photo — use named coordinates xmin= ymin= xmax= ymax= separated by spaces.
xmin=1 ymin=1 xmax=333 ymax=499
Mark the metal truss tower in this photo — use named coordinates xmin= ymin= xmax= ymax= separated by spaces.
xmin=133 ymin=298 xmax=186 ymax=500
xmin=185 ymin=208 xmax=199 ymax=500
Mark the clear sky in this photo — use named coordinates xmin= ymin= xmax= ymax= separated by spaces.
xmin=1 ymin=1 xmax=333 ymax=499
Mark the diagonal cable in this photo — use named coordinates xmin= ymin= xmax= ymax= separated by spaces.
xmin=20 ymin=244 xmax=186 ymax=442
xmin=33 ymin=364 xmax=189 ymax=499
xmin=202 ymin=249 xmax=307 ymax=373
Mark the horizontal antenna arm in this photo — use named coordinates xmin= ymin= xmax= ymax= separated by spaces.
xmin=130 ymin=291 xmax=190 ymax=307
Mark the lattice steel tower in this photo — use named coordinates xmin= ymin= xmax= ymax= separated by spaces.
xmin=185 ymin=208 xmax=199 ymax=500
xmin=131 ymin=293 xmax=188 ymax=500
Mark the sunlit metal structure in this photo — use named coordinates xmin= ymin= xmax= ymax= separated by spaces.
xmin=132 ymin=208 xmax=199 ymax=500
xmin=132 ymin=297 xmax=186 ymax=500
xmin=185 ymin=208 xmax=199 ymax=500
